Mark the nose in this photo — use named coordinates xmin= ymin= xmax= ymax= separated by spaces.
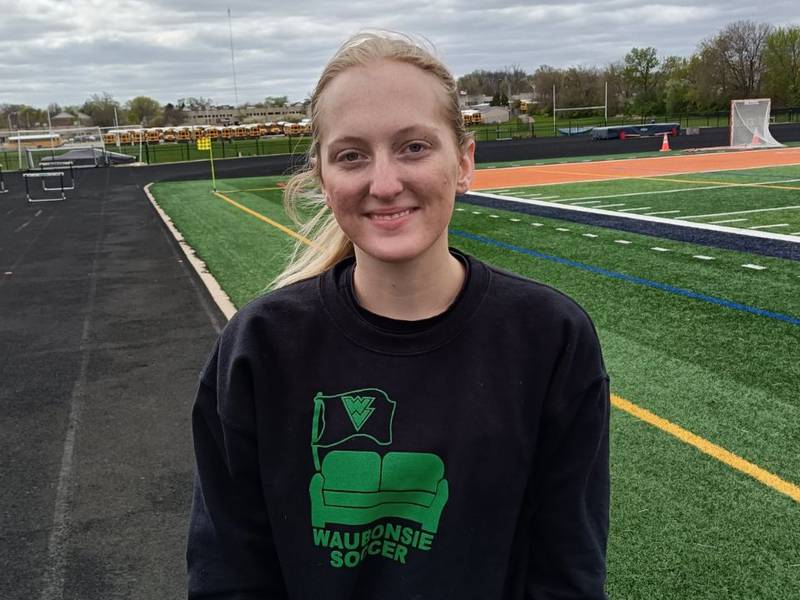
xmin=368 ymin=153 xmax=403 ymax=200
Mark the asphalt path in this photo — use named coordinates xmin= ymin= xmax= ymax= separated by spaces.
xmin=1 ymin=166 xmax=225 ymax=599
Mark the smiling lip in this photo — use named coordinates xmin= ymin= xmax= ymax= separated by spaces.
xmin=366 ymin=207 xmax=418 ymax=221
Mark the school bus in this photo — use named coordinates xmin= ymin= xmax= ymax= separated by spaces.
xmin=130 ymin=129 xmax=145 ymax=144
xmin=221 ymin=126 xmax=235 ymax=140
xmin=256 ymin=123 xmax=269 ymax=137
xmin=175 ymin=126 xmax=193 ymax=142
xmin=145 ymin=128 xmax=162 ymax=143
xmin=9 ymin=133 xmax=64 ymax=149
xmin=118 ymin=130 xmax=134 ymax=145
xmin=267 ymin=122 xmax=282 ymax=135
xmin=206 ymin=127 xmax=221 ymax=140
xmin=283 ymin=122 xmax=305 ymax=136
xmin=461 ymin=110 xmax=482 ymax=125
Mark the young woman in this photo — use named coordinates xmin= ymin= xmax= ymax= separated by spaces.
xmin=188 ymin=32 xmax=610 ymax=599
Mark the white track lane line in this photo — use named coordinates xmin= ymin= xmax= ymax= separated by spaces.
xmin=748 ymin=223 xmax=789 ymax=229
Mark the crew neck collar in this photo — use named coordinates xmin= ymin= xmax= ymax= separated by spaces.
xmin=318 ymin=249 xmax=490 ymax=356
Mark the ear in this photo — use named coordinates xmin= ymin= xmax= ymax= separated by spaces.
xmin=455 ymin=138 xmax=475 ymax=195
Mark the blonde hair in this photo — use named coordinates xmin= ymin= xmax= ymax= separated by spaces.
xmin=270 ymin=31 xmax=471 ymax=290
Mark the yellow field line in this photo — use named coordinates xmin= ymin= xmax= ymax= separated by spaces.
xmin=212 ymin=191 xmax=314 ymax=247
xmin=639 ymin=176 xmax=800 ymax=191
xmin=212 ymin=192 xmax=799 ymax=504
xmin=612 ymin=394 xmax=800 ymax=503
xmin=217 ymin=186 xmax=283 ymax=193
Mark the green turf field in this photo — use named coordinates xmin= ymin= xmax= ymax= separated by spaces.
xmin=482 ymin=164 xmax=800 ymax=236
xmin=150 ymin=167 xmax=800 ymax=599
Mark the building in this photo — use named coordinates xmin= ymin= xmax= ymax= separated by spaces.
xmin=185 ymin=103 xmax=309 ymax=125
xmin=475 ymin=105 xmax=510 ymax=124
xmin=458 ymin=91 xmax=493 ymax=108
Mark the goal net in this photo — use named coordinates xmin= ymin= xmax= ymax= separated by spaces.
xmin=729 ymin=99 xmax=783 ymax=148
xmin=21 ymin=127 xmax=106 ymax=169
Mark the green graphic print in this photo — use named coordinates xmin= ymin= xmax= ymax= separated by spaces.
xmin=309 ymin=388 xmax=449 ymax=568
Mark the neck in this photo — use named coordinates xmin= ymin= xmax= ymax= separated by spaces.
xmin=352 ymin=241 xmax=465 ymax=321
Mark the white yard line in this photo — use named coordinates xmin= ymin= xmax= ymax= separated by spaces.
xmin=742 ymin=263 xmax=767 ymax=270
xmin=709 ymin=218 xmax=748 ymax=224
xmin=582 ymin=233 xmax=599 ymax=238
xmin=651 ymin=247 xmax=671 ymax=252
xmin=593 ymin=203 xmax=627 ymax=209
xmin=681 ymin=206 xmax=800 ymax=219
xmin=645 ymin=210 xmax=681 ymax=215
xmin=748 ymin=223 xmax=789 ymax=229
xmin=570 ymin=200 xmax=604 ymax=205
xmin=618 ymin=206 xmax=653 ymax=212
xmin=693 ymin=255 xmax=715 ymax=260
xmin=615 ymin=240 xmax=632 ymax=244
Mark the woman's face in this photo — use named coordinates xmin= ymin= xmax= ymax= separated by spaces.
xmin=318 ymin=59 xmax=474 ymax=265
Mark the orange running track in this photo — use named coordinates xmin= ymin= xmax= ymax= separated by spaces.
xmin=471 ymin=147 xmax=800 ymax=190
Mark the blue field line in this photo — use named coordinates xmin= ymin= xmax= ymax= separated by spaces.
xmin=450 ymin=229 xmax=800 ymax=326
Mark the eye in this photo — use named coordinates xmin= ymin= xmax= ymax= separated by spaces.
xmin=403 ymin=141 xmax=430 ymax=155
xmin=341 ymin=151 xmax=361 ymax=162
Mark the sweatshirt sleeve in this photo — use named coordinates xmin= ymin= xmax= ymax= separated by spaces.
xmin=525 ymin=311 xmax=610 ymax=600
xmin=186 ymin=339 xmax=288 ymax=599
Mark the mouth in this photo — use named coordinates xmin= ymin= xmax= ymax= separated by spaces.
xmin=366 ymin=207 xmax=418 ymax=221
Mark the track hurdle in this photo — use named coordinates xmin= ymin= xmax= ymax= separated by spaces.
xmin=0 ymin=164 xmax=7 ymax=194
xmin=24 ymin=171 xmax=66 ymax=203
xmin=39 ymin=160 xmax=75 ymax=190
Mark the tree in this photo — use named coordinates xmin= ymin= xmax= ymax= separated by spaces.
xmin=163 ymin=103 xmax=187 ymax=126
xmin=177 ymin=97 xmax=214 ymax=110
xmin=264 ymin=96 xmax=288 ymax=107
xmin=659 ymin=56 xmax=691 ymax=114
xmin=717 ymin=21 xmax=772 ymax=99
xmin=81 ymin=92 xmax=121 ymax=127
xmin=763 ymin=26 xmax=800 ymax=107
xmin=126 ymin=96 xmax=161 ymax=126
xmin=623 ymin=47 xmax=660 ymax=115
xmin=531 ymin=65 xmax=562 ymax=114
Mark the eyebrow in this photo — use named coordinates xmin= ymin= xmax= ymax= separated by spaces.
xmin=326 ymin=125 xmax=439 ymax=148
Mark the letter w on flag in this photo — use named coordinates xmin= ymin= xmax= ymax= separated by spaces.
xmin=312 ymin=388 xmax=396 ymax=447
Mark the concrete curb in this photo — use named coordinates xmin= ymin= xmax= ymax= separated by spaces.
xmin=144 ymin=182 xmax=237 ymax=320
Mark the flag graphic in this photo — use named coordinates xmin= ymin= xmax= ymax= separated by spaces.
xmin=312 ymin=388 xmax=396 ymax=448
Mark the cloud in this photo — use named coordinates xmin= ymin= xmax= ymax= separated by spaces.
xmin=0 ymin=0 xmax=797 ymax=108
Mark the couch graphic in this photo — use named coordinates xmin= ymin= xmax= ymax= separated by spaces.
xmin=310 ymin=449 xmax=449 ymax=533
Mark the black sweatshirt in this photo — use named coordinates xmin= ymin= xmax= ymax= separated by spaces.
xmin=188 ymin=250 xmax=610 ymax=599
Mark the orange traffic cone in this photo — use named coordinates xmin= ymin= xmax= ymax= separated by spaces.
xmin=660 ymin=132 xmax=670 ymax=152
xmin=751 ymin=128 xmax=761 ymax=146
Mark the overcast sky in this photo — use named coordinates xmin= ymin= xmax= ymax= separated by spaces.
xmin=2 ymin=0 xmax=798 ymax=110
